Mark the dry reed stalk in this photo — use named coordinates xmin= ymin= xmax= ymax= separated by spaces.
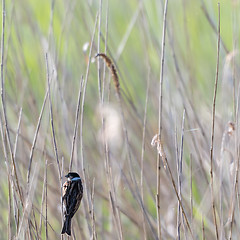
xmin=96 ymin=9 xmax=122 ymax=238
xmin=209 ymin=3 xmax=220 ymax=239
xmin=101 ymin=110 xmax=123 ymax=239
xmin=152 ymin=137 xmax=193 ymax=238
xmin=8 ymin=173 xmax=12 ymax=240
xmin=200 ymin=0 xmax=228 ymax=54
xmin=96 ymin=52 xmax=140 ymax=239
xmin=45 ymin=159 xmax=48 ymax=240
xmin=60 ymin=157 xmax=64 ymax=240
xmin=174 ymin=125 xmax=179 ymax=237
xmin=0 ymin=2 xmax=28 ymax=238
xmin=69 ymin=76 xmax=84 ymax=171
xmin=96 ymin=51 xmax=157 ymax=239
xmin=168 ymin=26 xmax=209 ymax=185
xmin=219 ymin=122 xmax=234 ymax=239
xmin=14 ymin=108 xmax=22 ymax=159
xmin=109 ymin=161 xmax=123 ymax=240
xmin=97 ymin=52 xmax=157 ymax=238
xmin=156 ymin=0 xmax=168 ymax=238
xmin=202 ymin=215 xmax=206 ymax=240
xmin=12 ymin=107 xmax=22 ymax=232
xmin=45 ymin=54 xmax=61 ymax=180
xmin=0 ymin=117 xmax=17 ymax=234
xmin=165 ymin=156 xmax=193 ymax=238
xmin=17 ymin=164 xmax=39 ymax=239
xmin=140 ymin=67 xmax=150 ymax=240
xmin=229 ymin=73 xmax=240 ymax=240
xmin=80 ymin=13 xmax=99 ymax=238
xmin=95 ymin=50 xmax=158 ymax=236
xmin=1 ymin=0 xmax=23 ymax=209
xmin=97 ymin=32 xmax=124 ymax=240
xmin=97 ymin=0 xmax=103 ymax=102
xmin=91 ymin=179 xmax=97 ymax=240
xmin=34 ymin=205 xmax=58 ymax=237
xmin=39 ymin=151 xmax=47 ymax=235
xmin=27 ymin=83 xmax=50 ymax=184
xmin=177 ymin=110 xmax=186 ymax=239
xmin=190 ymin=154 xmax=193 ymax=226
xmin=32 ymin=208 xmax=40 ymax=240
xmin=118 ymin=165 xmax=158 ymax=240
xmin=102 ymin=0 xmax=109 ymax=103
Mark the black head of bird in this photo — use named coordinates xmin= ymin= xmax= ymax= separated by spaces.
xmin=65 ymin=172 xmax=81 ymax=182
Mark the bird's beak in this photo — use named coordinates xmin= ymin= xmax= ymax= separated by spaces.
xmin=65 ymin=174 xmax=68 ymax=178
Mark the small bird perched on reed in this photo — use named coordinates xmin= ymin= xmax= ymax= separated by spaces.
xmin=61 ymin=172 xmax=83 ymax=236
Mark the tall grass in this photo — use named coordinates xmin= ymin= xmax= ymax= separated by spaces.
xmin=0 ymin=0 xmax=239 ymax=239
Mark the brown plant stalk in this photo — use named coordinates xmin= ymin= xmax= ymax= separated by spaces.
xmin=209 ymin=3 xmax=220 ymax=240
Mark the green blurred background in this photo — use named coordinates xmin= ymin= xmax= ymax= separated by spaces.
xmin=0 ymin=0 xmax=239 ymax=239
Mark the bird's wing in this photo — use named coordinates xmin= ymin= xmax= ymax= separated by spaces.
xmin=65 ymin=181 xmax=83 ymax=217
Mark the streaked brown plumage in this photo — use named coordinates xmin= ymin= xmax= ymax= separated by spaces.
xmin=61 ymin=172 xmax=83 ymax=236
xmin=62 ymin=181 xmax=69 ymax=196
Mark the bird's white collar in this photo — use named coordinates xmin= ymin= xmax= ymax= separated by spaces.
xmin=70 ymin=177 xmax=81 ymax=182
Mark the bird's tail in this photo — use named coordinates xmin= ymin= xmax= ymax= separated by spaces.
xmin=61 ymin=217 xmax=72 ymax=236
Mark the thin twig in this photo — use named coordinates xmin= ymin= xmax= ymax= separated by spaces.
xmin=96 ymin=5 xmax=122 ymax=236
xmin=61 ymin=156 xmax=64 ymax=240
xmin=202 ymin=215 xmax=206 ymax=240
xmin=118 ymin=161 xmax=158 ymax=240
xmin=33 ymin=205 xmax=60 ymax=237
xmin=200 ymin=0 xmax=228 ymax=54
xmin=17 ymin=164 xmax=40 ymax=238
xmin=8 ymin=173 xmax=12 ymax=240
xmin=98 ymin=54 xmax=124 ymax=239
xmin=229 ymin=68 xmax=240 ymax=240
xmin=27 ymin=84 xmax=50 ymax=184
xmin=39 ymin=158 xmax=46 ymax=236
xmin=97 ymin=52 xmax=146 ymax=240
xmin=177 ymin=109 xmax=186 ymax=239
xmin=101 ymin=0 xmax=109 ymax=103
xmin=13 ymin=107 xmax=22 ymax=231
xmin=45 ymin=53 xmax=61 ymax=179
xmin=97 ymin=0 xmax=102 ymax=101
xmin=13 ymin=108 xmax=22 ymax=159
xmin=32 ymin=208 xmax=40 ymax=240
xmin=140 ymin=67 xmax=150 ymax=240
xmin=209 ymin=3 xmax=220 ymax=240
xmin=168 ymin=23 xmax=209 ymax=185
xmin=80 ymin=13 xmax=99 ymax=237
xmin=69 ymin=76 xmax=84 ymax=171
xmin=165 ymin=156 xmax=193 ymax=238
xmin=158 ymin=0 xmax=168 ymax=152
xmin=190 ymin=154 xmax=193 ymax=225
xmin=45 ymin=159 xmax=48 ymax=240
xmin=91 ymin=179 xmax=97 ymax=240
xmin=157 ymin=0 xmax=168 ymax=239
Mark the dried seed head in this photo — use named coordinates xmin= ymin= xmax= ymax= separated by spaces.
xmin=151 ymin=134 xmax=158 ymax=147
xmin=95 ymin=53 xmax=120 ymax=94
xmin=151 ymin=134 xmax=167 ymax=169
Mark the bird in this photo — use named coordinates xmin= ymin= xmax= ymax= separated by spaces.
xmin=61 ymin=172 xmax=83 ymax=236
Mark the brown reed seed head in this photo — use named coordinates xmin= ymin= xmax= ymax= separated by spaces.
xmin=95 ymin=53 xmax=120 ymax=94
